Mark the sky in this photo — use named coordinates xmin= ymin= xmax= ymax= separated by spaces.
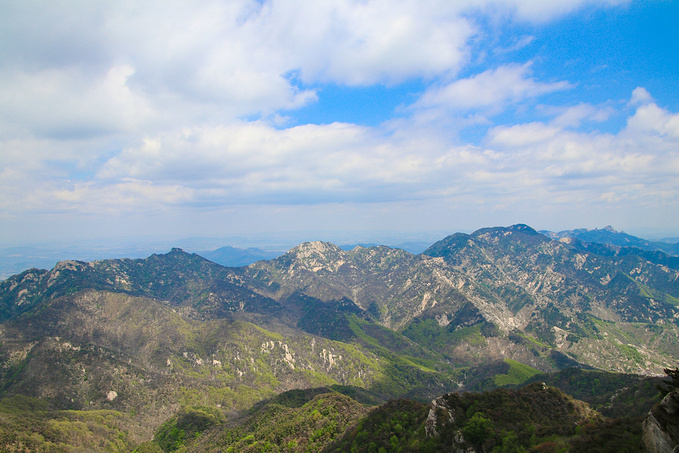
xmin=1 ymin=0 xmax=679 ymax=251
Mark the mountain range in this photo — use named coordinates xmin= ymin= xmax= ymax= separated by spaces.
xmin=0 ymin=224 xmax=678 ymax=451
xmin=541 ymin=225 xmax=679 ymax=257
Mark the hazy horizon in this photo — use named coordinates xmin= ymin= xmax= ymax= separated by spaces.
xmin=3 ymin=222 xmax=679 ymax=280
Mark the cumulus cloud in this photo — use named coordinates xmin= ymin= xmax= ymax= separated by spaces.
xmin=255 ymin=0 xmax=476 ymax=85
xmin=0 ymin=0 xmax=620 ymax=137
xmin=626 ymin=103 xmax=679 ymax=139
xmin=628 ymin=87 xmax=654 ymax=106
xmin=95 ymin=120 xmax=440 ymax=206
xmin=3 ymin=0 xmax=676 ymax=240
xmin=32 ymin=89 xmax=663 ymax=213
xmin=483 ymin=93 xmax=679 ymax=208
xmin=0 ymin=65 xmax=154 ymax=139
xmin=414 ymin=63 xmax=572 ymax=113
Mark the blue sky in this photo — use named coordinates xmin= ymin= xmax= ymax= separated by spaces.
xmin=1 ymin=0 xmax=678 ymax=250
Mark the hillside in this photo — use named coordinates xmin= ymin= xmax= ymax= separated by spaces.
xmin=0 ymin=224 xmax=677 ymax=450
xmin=163 ymin=382 xmax=647 ymax=452
xmin=242 ymin=224 xmax=679 ymax=374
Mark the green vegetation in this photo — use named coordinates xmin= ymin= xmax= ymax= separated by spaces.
xmin=154 ymin=406 xmax=225 ymax=452
xmin=462 ymin=411 xmax=495 ymax=446
xmin=326 ymin=381 xmax=644 ymax=453
xmin=401 ymin=318 xmax=488 ymax=359
xmin=188 ymin=389 xmax=368 ymax=452
xmin=329 ymin=398 xmax=431 ymax=452
xmin=525 ymin=367 xmax=664 ymax=418
xmin=0 ymin=395 xmax=132 ymax=452
xmin=1 ymin=230 xmax=678 ymax=451
xmin=614 ymin=343 xmax=644 ymax=365
xmin=568 ymin=417 xmax=645 ymax=453
xmin=493 ymin=359 xmax=541 ymax=387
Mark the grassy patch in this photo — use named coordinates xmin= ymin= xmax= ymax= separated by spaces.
xmin=494 ymin=359 xmax=542 ymax=387
xmin=614 ymin=343 xmax=644 ymax=365
xmin=513 ymin=331 xmax=551 ymax=349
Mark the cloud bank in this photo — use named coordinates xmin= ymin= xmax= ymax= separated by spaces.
xmin=1 ymin=0 xmax=676 ymax=243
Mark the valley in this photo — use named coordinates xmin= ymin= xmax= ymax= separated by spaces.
xmin=0 ymin=225 xmax=677 ymax=451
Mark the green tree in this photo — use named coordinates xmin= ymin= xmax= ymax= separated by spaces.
xmin=492 ymin=430 xmax=527 ymax=453
xmin=463 ymin=412 xmax=494 ymax=446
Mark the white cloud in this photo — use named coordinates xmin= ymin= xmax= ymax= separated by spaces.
xmin=3 ymin=86 xmax=677 ymax=220
xmin=414 ymin=63 xmax=572 ymax=112
xmin=0 ymin=65 xmax=156 ymax=140
xmin=488 ymin=122 xmax=562 ymax=147
xmin=625 ymin=103 xmax=679 ymax=139
xmin=255 ymin=0 xmax=477 ymax=85
xmin=482 ymin=93 xmax=679 ymax=208
xmin=95 ymin=120 xmax=441 ymax=206
xmin=492 ymin=0 xmax=630 ymax=22
xmin=545 ymin=103 xmax=614 ymax=128
xmin=628 ymin=87 xmax=653 ymax=106
xmin=5 ymin=0 xmax=677 ymax=241
xmin=0 ymin=0 xmax=621 ymax=139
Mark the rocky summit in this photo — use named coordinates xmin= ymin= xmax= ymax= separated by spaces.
xmin=0 ymin=224 xmax=677 ymax=451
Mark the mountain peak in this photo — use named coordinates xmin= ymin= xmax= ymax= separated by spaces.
xmin=52 ymin=259 xmax=90 ymax=271
xmin=471 ymin=224 xmax=540 ymax=238
xmin=289 ymin=241 xmax=344 ymax=257
xmin=508 ymin=224 xmax=539 ymax=234
xmin=540 ymin=226 xmax=679 ymax=256
xmin=470 ymin=225 xmax=545 ymax=245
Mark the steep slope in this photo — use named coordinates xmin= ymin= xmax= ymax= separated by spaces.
xmin=423 ymin=224 xmax=679 ymax=326
xmin=0 ymin=285 xmax=381 ymax=433
xmin=421 ymin=224 xmax=679 ymax=373
xmin=244 ymin=242 xmax=474 ymax=330
xmin=0 ymin=248 xmax=282 ymax=322
xmin=643 ymin=390 xmax=679 ymax=452
xmin=242 ymin=225 xmax=679 ymax=374
xmin=1 ymin=225 xmax=678 ymax=450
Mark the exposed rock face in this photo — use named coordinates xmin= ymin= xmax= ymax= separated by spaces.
xmin=2 ymin=225 xmax=679 ymax=400
xmin=643 ymin=390 xmax=679 ymax=453
xmin=244 ymin=225 xmax=679 ymax=374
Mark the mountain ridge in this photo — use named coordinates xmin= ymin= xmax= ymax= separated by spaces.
xmin=542 ymin=225 xmax=679 ymax=256
xmin=1 ymin=224 xmax=678 ymax=450
xmin=3 ymin=225 xmax=679 ymax=374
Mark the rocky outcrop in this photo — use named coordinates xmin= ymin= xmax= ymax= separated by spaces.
xmin=243 ymin=225 xmax=679 ymax=374
xmin=643 ymin=390 xmax=679 ymax=453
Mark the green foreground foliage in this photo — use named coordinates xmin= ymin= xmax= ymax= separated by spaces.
xmin=0 ymin=395 xmax=131 ymax=452
xmin=0 ymin=367 xmax=665 ymax=452
xmin=129 ymin=379 xmax=655 ymax=453
xmin=186 ymin=388 xmax=369 ymax=452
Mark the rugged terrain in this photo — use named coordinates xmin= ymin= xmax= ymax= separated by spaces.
xmin=0 ymin=224 xmax=677 ymax=451
xmin=243 ymin=224 xmax=679 ymax=373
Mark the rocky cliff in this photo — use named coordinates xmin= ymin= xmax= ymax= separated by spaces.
xmin=643 ymin=390 xmax=679 ymax=453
